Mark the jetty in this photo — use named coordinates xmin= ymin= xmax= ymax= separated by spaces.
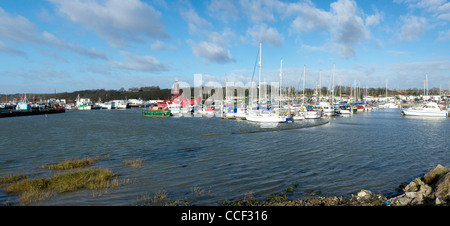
xmin=0 ymin=108 xmax=65 ymax=118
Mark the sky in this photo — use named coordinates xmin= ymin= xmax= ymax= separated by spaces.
xmin=2 ymin=0 xmax=450 ymax=94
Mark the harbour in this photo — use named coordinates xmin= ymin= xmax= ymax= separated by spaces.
xmin=1 ymin=107 xmax=449 ymax=206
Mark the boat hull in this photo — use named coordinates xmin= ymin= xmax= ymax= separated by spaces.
xmin=401 ymin=110 xmax=447 ymax=117
xmin=142 ymin=110 xmax=171 ymax=117
xmin=246 ymin=115 xmax=286 ymax=123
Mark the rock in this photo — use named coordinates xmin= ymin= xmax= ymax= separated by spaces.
xmin=404 ymin=177 xmax=424 ymax=192
xmin=397 ymin=197 xmax=409 ymax=205
xmin=357 ymin=190 xmax=373 ymax=199
xmin=424 ymin=164 xmax=450 ymax=185
xmin=434 ymin=172 xmax=450 ymax=204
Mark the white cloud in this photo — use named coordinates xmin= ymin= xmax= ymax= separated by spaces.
xmin=0 ymin=7 xmax=106 ymax=59
xmin=151 ymin=40 xmax=177 ymax=51
xmin=398 ymin=15 xmax=427 ymax=41
xmin=110 ymin=51 xmax=169 ymax=72
xmin=48 ymin=0 xmax=169 ymax=47
xmin=288 ymin=2 xmax=331 ymax=34
xmin=180 ymin=8 xmax=213 ymax=34
xmin=207 ymin=0 xmax=240 ymax=22
xmin=187 ymin=40 xmax=235 ymax=64
xmin=436 ymin=2 xmax=450 ymax=20
xmin=239 ymin=0 xmax=277 ymax=22
xmin=0 ymin=41 xmax=25 ymax=56
xmin=438 ymin=29 xmax=450 ymax=40
xmin=246 ymin=24 xmax=284 ymax=46
xmin=365 ymin=10 xmax=383 ymax=27
xmin=181 ymin=6 xmax=236 ymax=64
xmin=41 ymin=32 xmax=106 ymax=59
xmin=289 ymin=0 xmax=371 ymax=58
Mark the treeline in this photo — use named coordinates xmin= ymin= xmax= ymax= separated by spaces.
xmin=1 ymin=86 xmax=173 ymax=103
xmin=1 ymin=86 xmax=446 ymax=103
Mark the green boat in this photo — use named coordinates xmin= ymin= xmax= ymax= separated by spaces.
xmin=142 ymin=106 xmax=171 ymax=117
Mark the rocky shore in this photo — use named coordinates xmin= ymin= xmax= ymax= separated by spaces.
xmin=227 ymin=164 xmax=450 ymax=206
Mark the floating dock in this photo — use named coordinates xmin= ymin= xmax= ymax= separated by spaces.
xmin=0 ymin=108 xmax=65 ymax=118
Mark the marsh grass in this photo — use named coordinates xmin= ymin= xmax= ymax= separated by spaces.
xmin=139 ymin=190 xmax=168 ymax=205
xmin=0 ymin=174 xmax=27 ymax=187
xmin=123 ymin=158 xmax=144 ymax=168
xmin=40 ymin=156 xmax=100 ymax=170
xmin=5 ymin=168 xmax=117 ymax=205
xmin=191 ymin=186 xmax=211 ymax=196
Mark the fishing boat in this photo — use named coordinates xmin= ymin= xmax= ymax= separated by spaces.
xmin=401 ymin=102 xmax=447 ymax=117
xmin=77 ymin=103 xmax=91 ymax=110
xmin=142 ymin=106 xmax=171 ymax=117
xmin=99 ymin=102 xmax=112 ymax=109
xmin=76 ymin=94 xmax=91 ymax=110
xmin=114 ymin=100 xmax=128 ymax=109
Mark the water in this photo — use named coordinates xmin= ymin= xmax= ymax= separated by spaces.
xmin=1 ymin=108 xmax=449 ymax=205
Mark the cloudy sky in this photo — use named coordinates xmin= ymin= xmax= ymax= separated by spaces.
xmin=2 ymin=0 xmax=450 ymax=94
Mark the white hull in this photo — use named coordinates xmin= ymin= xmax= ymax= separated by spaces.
xmin=99 ymin=103 xmax=112 ymax=109
xmin=115 ymin=103 xmax=127 ymax=109
xmin=304 ymin=111 xmax=321 ymax=119
xmin=246 ymin=114 xmax=286 ymax=123
xmin=339 ymin=110 xmax=352 ymax=115
xmin=323 ymin=110 xmax=335 ymax=116
xmin=293 ymin=115 xmax=305 ymax=120
xmin=402 ymin=110 xmax=447 ymax=117
xmin=401 ymin=102 xmax=447 ymax=117
xmin=380 ymin=103 xmax=398 ymax=108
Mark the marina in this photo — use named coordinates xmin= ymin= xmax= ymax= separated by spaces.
xmin=1 ymin=107 xmax=450 ymax=206
xmin=2 ymin=0 xmax=450 ymax=211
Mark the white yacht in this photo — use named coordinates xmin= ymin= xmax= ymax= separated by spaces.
xmin=318 ymin=102 xmax=335 ymax=116
xmin=246 ymin=109 xmax=286 ymax=123
xmin=401 ymin=102 xmax=447 ymax=117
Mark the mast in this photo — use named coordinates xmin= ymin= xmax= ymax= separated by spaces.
xmin=303 ymin=65 xmax=306 ymax=104
xmin=280 ymin=57 xmax=283 ymax=110
xmin=258 ymin=42 xmax=262 ymax=103
xmin=386 ymin=79 xmax=388 ymax=100
xmin=332 ymin=63 xmax=335 ymax=104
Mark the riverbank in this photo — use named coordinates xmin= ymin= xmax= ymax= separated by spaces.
xmin=225 ymin=164 xmax=450 ymax=206
xmin=1 ymin=162 xmax=449 ymax=206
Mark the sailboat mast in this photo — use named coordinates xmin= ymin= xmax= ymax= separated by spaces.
xmin=280 ymin=57 xmax=283 ymax=109
xmin=386 ymin=79 xmax=388 ymax=99
xmin=259 ymin=42 xmax=262 ymax=103
xmin=303 ymin=65 xmax=306 ymax=104
xmin=332 ymin=63 xmax=335 ymax=104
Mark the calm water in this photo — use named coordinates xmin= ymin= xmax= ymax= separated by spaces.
xmin=1 ymin=108 xmax=449 ymax=205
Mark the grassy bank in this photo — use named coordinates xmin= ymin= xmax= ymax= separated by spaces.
xmin=3 ymin=168 xmax=117 ymax=205
xmin=0 ymin=155 xmax=123 ymax=205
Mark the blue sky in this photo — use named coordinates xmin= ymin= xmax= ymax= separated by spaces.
xmin=2 ymin=0 xmax=450 ymax=94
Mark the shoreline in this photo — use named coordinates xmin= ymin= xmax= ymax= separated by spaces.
xmin=1 ymin=157 xmax=449 ymax=206
xmin=223 ymin=164 xmax=450 ymax=206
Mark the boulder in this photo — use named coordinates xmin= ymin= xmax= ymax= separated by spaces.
xmin=404 ymin=177 xmax=424 ymax=192
xmin=424 ymin=164 xmax=450 ymax=185
xmin=434 ymin=172 xmax=450 ymax=204
xmin=357 ymin=190 xmax=373 ymax=199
